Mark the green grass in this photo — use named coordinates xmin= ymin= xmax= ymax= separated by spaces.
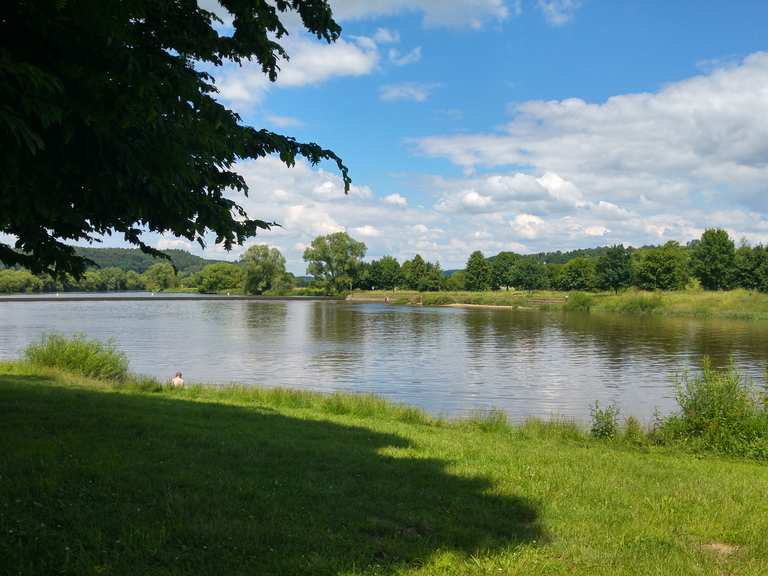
xmin=25 ymin=333 xmax=129 ymax=381
xmin=351 ymin=288 xmax=768 ymax=321
xmin=2 ymin=361 xmax=768 ymax=575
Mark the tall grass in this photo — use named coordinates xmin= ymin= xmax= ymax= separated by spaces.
xmin=25 ymin=334 xmax=129 ymax=382
xmin=653 ymin=358 xmax=768 ymax=459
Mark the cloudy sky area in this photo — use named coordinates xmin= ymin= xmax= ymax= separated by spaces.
xmin=115 ymin=1 xmax=768 ymax=272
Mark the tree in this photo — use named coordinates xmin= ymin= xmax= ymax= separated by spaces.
xmin=420 ymin=261 xmax=445 ymax=292
xmin=445 ymin=270 xmax=467 ymax=291
xmin=491 ymin=252 xmax=520 ymax=290
xmin=465 ymin=251 xmax=491 ymax=291
xmin=125 ymin=270 xmax=145 ymax=291
xmin=513 ymin=258 xmax=549 ymax=290
xmin=692 ymin=229 xmax=736 ymax=290
xmin=401 ymin=255 xmax=428 ymax=291
xmin=1 ymin=1 xmax=350 ymax=276
xmin=632 ymin=242 xmax=689 ymax=290
xmin=556 ymin=257 xmax=596 ymax=291
xmin=99 ymin=267 xmax=127 ymax=291
xmin=303 ymin=233 xmax=366 ymax=294
xmin=369 ymin=256 xmax=401 ymax=290
xmin=241 ymin=245 xmax=286 ymax=295
xmin=595 ymin=245 xmax=632 ymax=292
xmin=198 ymin=263 xmax=244 ymax=294
xmin=142 ymin=262 xmax=176 ymax=291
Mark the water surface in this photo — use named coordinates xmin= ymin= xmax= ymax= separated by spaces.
xmin=2 ymin=296 xmax=767 ymax=422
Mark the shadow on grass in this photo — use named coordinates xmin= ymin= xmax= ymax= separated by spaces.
xmin=0 ymin=376 xmax=542 ymax=575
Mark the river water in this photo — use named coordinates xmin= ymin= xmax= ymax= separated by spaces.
xmin=2 ymin=294 xmax=767 ymax=422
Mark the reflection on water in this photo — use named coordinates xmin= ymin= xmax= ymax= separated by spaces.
xmin=1 ymin=299 xmax=767 ymax=422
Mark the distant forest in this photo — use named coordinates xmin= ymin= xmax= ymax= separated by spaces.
xmin=73 ymin=247 xmax=225 ymax=274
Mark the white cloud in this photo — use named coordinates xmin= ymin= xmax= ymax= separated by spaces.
xmin=417 ymin=52 xmax=768 ymax=219
xmin=383 ymin=193 xmax=408 ymax=206
xmin=584 ymin=225 xmax=609 ymax=237
xmin=329 ymin=0 xmax=509 ymax=28
xmin=537 ymin=0 xmax=581 ymax=26
xmin=379 ymin=82 xmax=439 ymax=102
xmin=265 ymin=114 xmax=305 ymax=128
xmin=389 ymin=47 xmax=422 ymax=66
xmin=353 ymin=225 xmax=383 ymax=237
xmin=156 ymin=238 xmax=193 ymax=251
xmin=510 ymin=214 xmax=545 ymax=239
xmin=216 ymin=35 xmax=379 ymax=106
xmin=373 ymin=27 xmax=400 ymax=43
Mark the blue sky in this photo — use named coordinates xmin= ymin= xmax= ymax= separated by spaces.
xmin=60 ymin=2 xmax=768 ymax=272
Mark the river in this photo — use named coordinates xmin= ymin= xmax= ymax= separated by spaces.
xmin=2 ymin=294 xmax=767 ymax=422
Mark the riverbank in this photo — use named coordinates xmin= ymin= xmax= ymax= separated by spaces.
xmin=349 ymin=289 xmax=768 ymax=320
xmin=2 ymin=361 xmax=767 ymax=575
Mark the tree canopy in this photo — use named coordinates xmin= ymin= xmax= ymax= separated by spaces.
xmin=303 ymin=232 xmax=366 ymax=294
xmin=0 ymin=0 xmax=350 ymax=277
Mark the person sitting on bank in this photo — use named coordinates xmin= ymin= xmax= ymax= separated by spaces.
xmin=171 ymin=372 xmax=184 ymax=388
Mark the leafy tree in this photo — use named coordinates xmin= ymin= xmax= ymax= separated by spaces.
xmin=692 ymin=229 xmax=736 ymax=290
xmin=513 ymin=258 xmax=549 ymax=290
xmin=125 ymin=270 xmax=145 ymax=291
xmin=142 ymin=262 xmax=177 ymax=292
xmin=465 ymin=251 xmax=491 ymax=291
xmin=0 ymin=269 xmax=42 ymax=293
xmin=99 ymin=267 xmax=127 ymax=291
xmin=369 ymin=256 xmax=401 ymax=290
xmin=445 ymin=270 xmax=467 ymax=291
xmin=420 ymin=261 xmax=445 ymax=292
xmin=198 ymin=263 xmax=244 ymax=294
xmin=303 ymin=233 xmax=366 ymax=294
xmin=595 ymin=245 xmax=632 ymax=292
xmin=556 ymin=257 xmax=596 ymax=291
xmin=632 ymin=242 xmax=689 ymax=290
xmin=491 ymin=252 xmax=520 ymax=290
xmin=78 ymin=270 xmax=105 ymax=291
xmin=735 ymin=243 xmax=768 ymax=292
xmin=1 ymin=1 xmax=350 ymax=276
xmin=241 ymin=245 xmax=286 ymax=295
xmin=401 ymin=255 xmax=428 ymax=291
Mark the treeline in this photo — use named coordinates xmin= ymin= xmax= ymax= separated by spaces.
xmin=3 ymin=228 xmax=767 ymax=295
xmin=459 ymin=228 xmax=768 ymax=293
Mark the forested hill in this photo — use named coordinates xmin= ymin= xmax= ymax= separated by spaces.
xmin=75 ymin=248 xmax=225 ymax=274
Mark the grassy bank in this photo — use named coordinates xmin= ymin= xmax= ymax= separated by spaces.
xmin=349 ymin=288 xmax=768 ymax=320
xmin=1 ymin=359 xmax=768 ymax=574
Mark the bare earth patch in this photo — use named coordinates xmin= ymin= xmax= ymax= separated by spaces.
xmin=702 ymin=542 xmax=739 ymax=556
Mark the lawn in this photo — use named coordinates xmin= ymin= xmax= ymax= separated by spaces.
xmin=1 ymin=363 xmax=767 ymax=575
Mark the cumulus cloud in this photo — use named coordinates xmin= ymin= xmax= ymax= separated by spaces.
xmin=216 ymin=35 xmax=379 ymax=106
xmin=537 ymin=0 xmax=581 ymax=26
xmin=352 ymin=225 xmax=383 ymax=237
xmin=417 ymin=52 xmax=768 ymax=226
xmin=373 ymin=27 xmax=400 ymax=43
xmin=156 ymin=238 xmax=193 ymax=251
xmin=383 ymin=193 xmax=408 ymax=206
xmin=379 ymin=82 xmax=439 ymax=102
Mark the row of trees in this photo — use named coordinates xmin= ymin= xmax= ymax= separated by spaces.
xmin=460 ymin=229 xmax=768 ymax=293
xmin=4 ymin=228 xmax=766 ymax=295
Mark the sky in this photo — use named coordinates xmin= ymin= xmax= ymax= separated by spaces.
xmin=53 ymin=1 xmax=768 ymax=273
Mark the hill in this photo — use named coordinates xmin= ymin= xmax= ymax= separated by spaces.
xmin=75 ymin=247 xmax=226 ymax=274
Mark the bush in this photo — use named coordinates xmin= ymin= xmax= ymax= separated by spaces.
xmin=590 ymin=401 xmax=620 ymax=439
xmin=25 ymin=334 xmax=129 ymax=382
xmin=654 ymin=358 xmax=768 ymax=458
xmin=623 ymin=416 xmax=646 ymax=445
xmin=564 ymin=292 xmax=593 ymax=312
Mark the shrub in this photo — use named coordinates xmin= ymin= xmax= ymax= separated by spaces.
xmin=25 ymin=334 xmax=129 ymax=382
xmin=564 ymin=292 xmax=593 ymax=312
xmin=590 ymin=401 xmax=620 ymax=439
xmin=623 ymin=416 xmax=646 ymax=445
xmin=655 ymin=358 xmax=768 ymax=459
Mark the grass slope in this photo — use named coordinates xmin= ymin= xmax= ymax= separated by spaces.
xmin=2 ymin=363 xmax=768 ymax=575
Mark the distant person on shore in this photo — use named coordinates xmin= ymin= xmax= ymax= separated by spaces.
xmin=171 ymin=372 xmax=184 ymax=389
